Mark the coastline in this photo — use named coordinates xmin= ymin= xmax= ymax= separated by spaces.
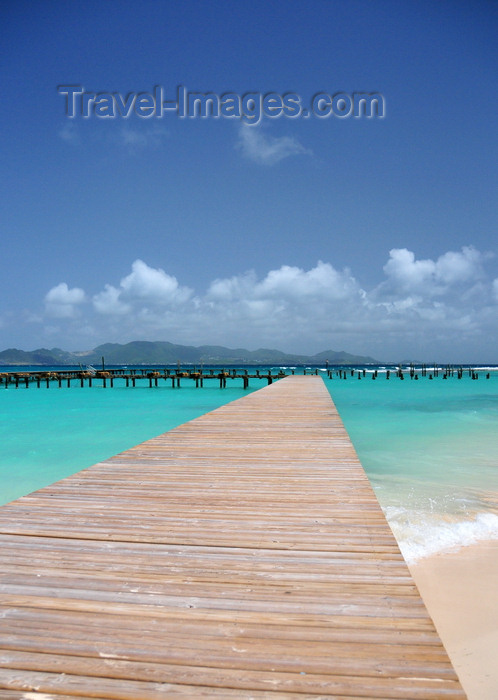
xmin=408 ymin=539 xmax=498 ymax=700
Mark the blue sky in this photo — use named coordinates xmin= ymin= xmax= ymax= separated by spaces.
xmin=1 ymin=0 xmax=498 ymax=361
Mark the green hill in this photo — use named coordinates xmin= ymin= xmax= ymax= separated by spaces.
xmin=0 ymin=341 xmax=379 ymax=366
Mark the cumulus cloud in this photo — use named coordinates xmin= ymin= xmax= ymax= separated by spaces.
xmin=35 ymin=247 xmax=498 ymax=360
xmin=207 ymin=271 xmax=258 ymax=302
xmin=436 ymin=246 xmax=485 ymax=284
xmin=45 ymin=283 xmax=86 ymax=318
xmin=120 ymin=260 xmax=192 ymax=304
xmin=237 ymin=125 xmax=312 ymax=165
xmin=383 ymin=249 xmax=436 ymax=291
xmin=93 ymin=284 xmax=130 ymax=315
xmin=92 ymin=260 xmax=192 ymax=316
xmin=254 ymin=262 xmax=358 ymax=301
xmin=203 ymin=262 xmax=363 ymax=341
xmin=380 ymin=246 xmax=487 ymax=298
xmin=207 ymin=263 xmax=357 ymax=305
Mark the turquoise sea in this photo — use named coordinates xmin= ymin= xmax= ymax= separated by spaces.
xmin=1 ymin=365 xmax=497 ymax=562
xmin=326 ymin=367 xmax=498 ymax=562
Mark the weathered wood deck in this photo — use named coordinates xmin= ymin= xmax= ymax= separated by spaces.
xmin=0 ymin=376 xmax=465 ymax=698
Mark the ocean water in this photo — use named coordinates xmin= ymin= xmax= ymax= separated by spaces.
xmin=1 ymin=365 xmax=497 ymax=562
xmin=0 ymin=373 xmax=266 ymax=505
xmin=324 ymin=368 xmax=498 ymax=562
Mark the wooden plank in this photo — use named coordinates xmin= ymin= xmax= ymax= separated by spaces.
xmin=0 ymin=607 xmax=445 ymax=645
xmin=0 ymin=376 xmax=466 ymax=698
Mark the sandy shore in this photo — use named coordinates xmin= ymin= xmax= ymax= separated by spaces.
xmin=408 ymin=540 xmax=498 ymax=700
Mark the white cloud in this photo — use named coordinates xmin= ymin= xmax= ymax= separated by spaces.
xmin=208 ymin=263 xmax=359 ymax=307
xmin=237 ymin=125 xmax=312 ymax=165
xmin=383 ymin=249 xmax=436 ymax=291
xmin=435 ymin=246 xmax=485 ymax=284
xmin=207 ymin=271 xmax=257 ymax=302
xmin=92 ymin=260 xmax=192 ymax=317
xmin=92 ymin=284 xmax=130 ymax=315
xmin=381 ymin=246 xmax=488 ymax=298
xmin=119 ymin=259 xmax=192 ymax=304
xmin=45 ymin=283 xmax=86 ymax=318
xmin=255 ymin=262 xmax=358 ymax=301
xmin=34 ymin=247 xmax=498 ymax=361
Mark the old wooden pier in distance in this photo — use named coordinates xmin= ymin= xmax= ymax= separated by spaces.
xmin=0 ymin=363 xmax=489 ymax=391
xmin=0 ymin=376 xmax=465 ymax=698
xmin=0 ymin=367 xmax=288 ymax=390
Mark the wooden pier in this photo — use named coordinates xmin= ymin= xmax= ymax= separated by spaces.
xmin=0 ymin=367 xmax=289 ymax=390
xmin=0 ymin=365 xmax=489 ymax=389
xmin=0 ymin=376 xmax=465 ymax=698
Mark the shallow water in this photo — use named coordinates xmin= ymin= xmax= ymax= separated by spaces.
xmin=324 ymin=371 xmax=498 ymax=561
xmin=0 ymin=377 xmax=264 ymax=505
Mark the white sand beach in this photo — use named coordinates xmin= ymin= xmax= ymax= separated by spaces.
xmin=409 ymin=540 xmax=498 ymax=700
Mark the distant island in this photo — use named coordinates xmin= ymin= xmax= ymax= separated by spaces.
xmin=0 ymin=341 xmax=379 ymax=366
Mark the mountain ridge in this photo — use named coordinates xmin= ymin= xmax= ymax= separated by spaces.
xmin=0 ymin=341 xmax=379 ymax=366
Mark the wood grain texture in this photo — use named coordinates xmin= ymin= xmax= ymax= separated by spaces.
xmin=0 ymin=376 xmax=465 ymax=698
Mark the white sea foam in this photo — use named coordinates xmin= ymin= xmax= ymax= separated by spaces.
xmin=384 ymin=509 xmax=498 ymax=564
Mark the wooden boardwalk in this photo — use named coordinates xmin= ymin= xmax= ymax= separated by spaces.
xmin=0 ymin=376 xmax=465 ymax=698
